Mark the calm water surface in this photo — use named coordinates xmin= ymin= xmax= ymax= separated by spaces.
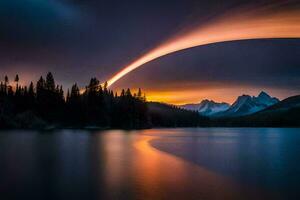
xmin=0 ymin=128 xmax=299 ymax=200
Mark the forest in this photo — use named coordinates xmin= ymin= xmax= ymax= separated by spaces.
xmin=0 ymin=72 xmax=205 ymax=129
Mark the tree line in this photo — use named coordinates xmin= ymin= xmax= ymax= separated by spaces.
xmin=0 ymin=72 xmax=204 ymax=129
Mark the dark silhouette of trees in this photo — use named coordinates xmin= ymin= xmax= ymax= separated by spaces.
xmin=35 ymin=73 xmax=65 ymax=123
xmin=4 ymin=75 xmax=8 ymax=86
xmin=111 ymin=88 xmax=149 ymax=128
xmin=14 ymin=74 xmax=19 ymax=82
xmin=148 ymin=102 xmax=207 ymax=127
xmin=45 ymin=72 xmax=55 ymax=91
xmin=66 ymin=83 xmax=84 ymax=125
xmin=0 ymin=72 xmax=206 ymax=129
xmin=27 ymin=82 xmax=35 ymax=109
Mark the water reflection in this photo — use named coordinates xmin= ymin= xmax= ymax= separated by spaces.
xmin=0 ymin=128 xmax=292 ymax=199
xmin=99 ymin=130 xmax=269 ymax=199
xmin=150 ymin=128 xmax=300 ymax=199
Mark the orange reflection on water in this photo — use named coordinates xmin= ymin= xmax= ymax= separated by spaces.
xmin=99 ymin=130 xmax=273 ymax=199
xmin=101 ymin=131 xmax=132 ymax=193
xmin=132 ymin=132 xmax=248 ymax=199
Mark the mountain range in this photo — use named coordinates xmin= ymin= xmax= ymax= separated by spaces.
xmin=215 ymin=91 xmax=279 ymax=117
xmin=181 ymin=91 xmax=300 ymax=126
xmin=216 ymin=95 xmax=300 ymax=127
xmin=181 ymin=100 xmax=230 ymax=116
xmin=181 ymin=91 xmax=280 ymax=117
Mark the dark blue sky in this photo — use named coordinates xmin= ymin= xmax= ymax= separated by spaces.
xmin=0 ymin=0 xmax=299 ymax=103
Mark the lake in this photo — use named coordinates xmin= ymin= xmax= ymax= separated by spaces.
xmin=0 ymin=128 xmax=299 ymax=200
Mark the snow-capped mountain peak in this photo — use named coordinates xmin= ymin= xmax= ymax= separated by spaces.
xmin=256 ymin=91 xmax=279 ymax=106
xmin=214 ymin=91 xmax=279 ymax=117
xmin=181 ymin=99 xmax=230 ymax=116
xmin=181 ymin=91 xmax=279 ymax=117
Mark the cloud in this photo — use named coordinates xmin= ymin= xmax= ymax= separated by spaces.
xmin=0 ymin=0 xmax=82 ymax=45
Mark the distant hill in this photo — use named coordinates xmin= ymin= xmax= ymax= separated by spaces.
xmin=213 ymin=95 xmax=300 ymax=127
xmin=214 ymin=91 xmax=279 ymax=117
xmin=180 ymin=100 xmax=230 ymax=116
xmin=148 ymin=102 xmax=209 ymax=127
xmin=261 ymin=95 xmax=300 ymax=112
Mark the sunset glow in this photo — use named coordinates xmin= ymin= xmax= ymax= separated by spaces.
xmin=1 ymin=1 xmax=300 ymax=199
xmin=144 ymin=86 xmax=300 ymax=105
xmin=106 ymin=6 xmax=300 ymax=87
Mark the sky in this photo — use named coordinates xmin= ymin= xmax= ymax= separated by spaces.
xmin=0 ymin=0 xmax=300 ymax=104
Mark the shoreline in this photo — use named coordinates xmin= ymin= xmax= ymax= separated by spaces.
xmin=1 ymin=125 xmax=300 ymax=131
xmin=135 ymin=133 xmax=274 ymax=200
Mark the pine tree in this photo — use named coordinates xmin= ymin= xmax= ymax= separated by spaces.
xmin=46 ymin=72 xmax=55 ymax=92
xmin=67 ymin=83 xmax=84 ymax=125
xmin=88 ymin=78 xmax=99 ymax=90
xmin=4 ymin=75 xmax=8 ymax=93
xmin=103 ymin=81 xmax=108 ymax=95
xmin=0 ymin=82 xmax=4 ymax=95
xmin=121 ymin=89 xmax=125 ymax=97
xmin=4 ymin=75 xmax=8 ymax=85
xmin=59 ymin=85 xmax=64 ymax=100
xmin=14 ymin=74 xmax=19 ymax=89
xmin=28 ymin=82 xmax=34 ymax=97
xmin=36 ymin=76 xmax=45 ymax=97
xmin=70 ymin=84 xmax=80 ymax=98
xmin=125 ymin=88 xmax=132 ymax=97
xmin=137 ymin=88 xmax=142 ymax=99
xmin=36 ymin=76 xmax=47 ymax=118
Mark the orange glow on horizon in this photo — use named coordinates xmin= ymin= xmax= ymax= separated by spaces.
xmin=106 ymin=5 xmax=300 ymax=88
xmin=145 ymin=89 xmax=248 ymax=105
xmin=141 ymin=86 xmax=300 ymax=105
xmin=109 ymin=85 xmax=300 ymax=105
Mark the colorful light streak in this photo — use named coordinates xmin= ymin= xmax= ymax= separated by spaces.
xmin=105 ymin=5 xmax=300 ymax=87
